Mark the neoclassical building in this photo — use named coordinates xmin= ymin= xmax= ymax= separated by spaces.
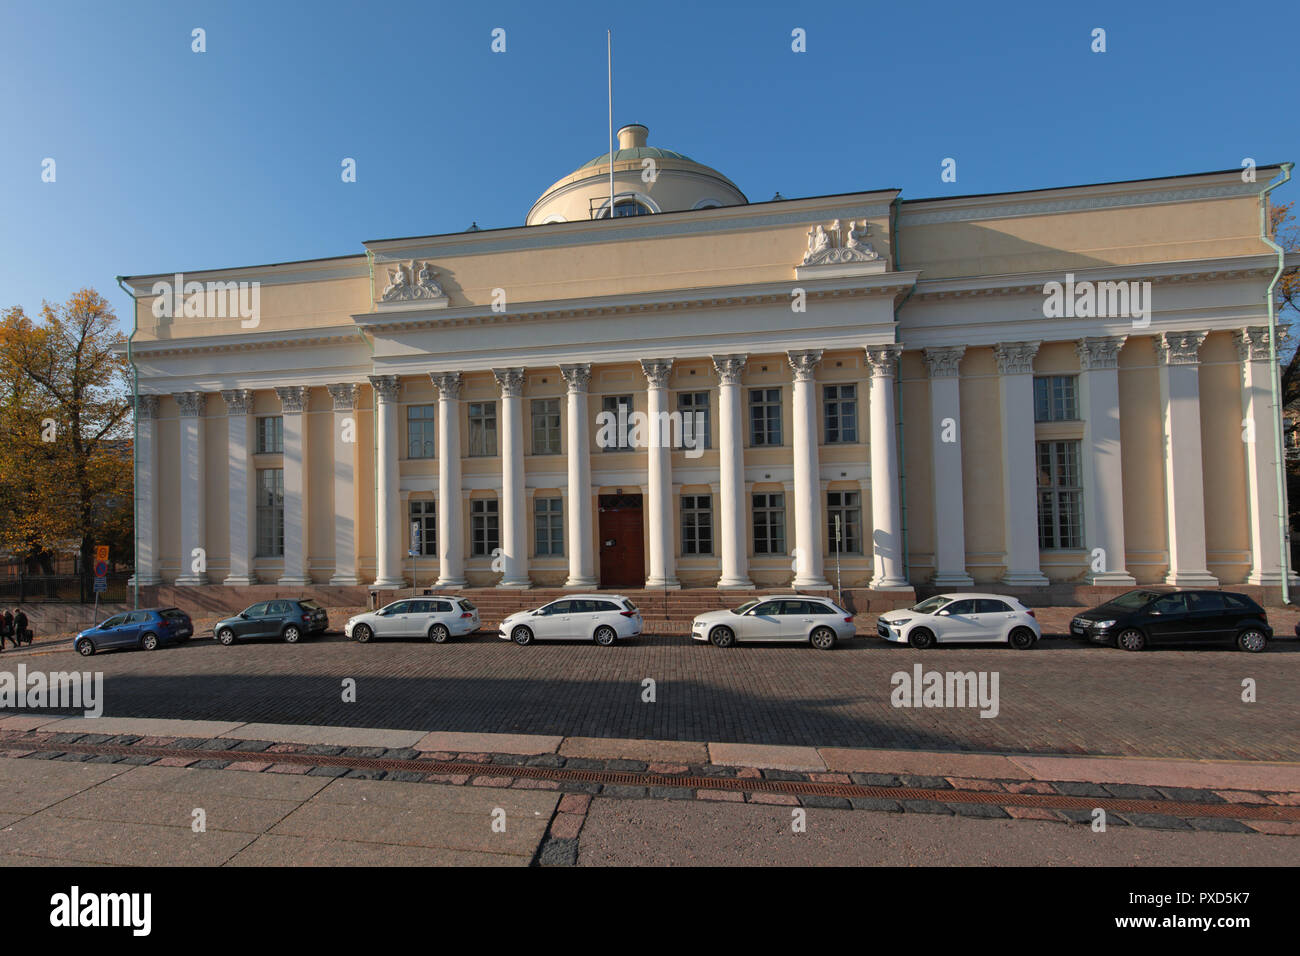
xmin=120 ymin=126 xmax=1296 ymax=600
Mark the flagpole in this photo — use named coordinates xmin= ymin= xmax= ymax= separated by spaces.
xmin=607 ymin=29 xmax=615 ymax=218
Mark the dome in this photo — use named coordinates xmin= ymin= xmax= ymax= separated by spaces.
xmin=526 ymin=124 xmax=747 ymax=226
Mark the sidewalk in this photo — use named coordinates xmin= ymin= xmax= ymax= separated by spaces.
xmin=0 ymin=715 xmax=1296 ymax=866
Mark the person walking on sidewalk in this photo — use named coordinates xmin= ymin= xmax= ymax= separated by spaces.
xmin=13 ymin=608 xmax=29 ymax=647
xmin=0 ymin=610 xmax=11 ymax=650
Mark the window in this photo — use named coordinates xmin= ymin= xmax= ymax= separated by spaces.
xmin=245 ymin=602 xmax=270 ymax=617
xmin=681 ymin=494 xmax=714 ymax=555
xmin=601 ymin=199 xmax=652 ymax=218
xmin=256 ymin=416 xmax=283 ymax=454
xmin=534 ymin=497 xmax=564 ymax=556
xmin=101 ymin=614 xmax=128 ymax=628
xmin=1037 ymin=440 xmax=1083 ymax=549
xmin=268 ymin=600 xmax=290 ymax=615
xmin=1186 ymin=591 xmax=1225 ymax=612
xmin=1150 ymin=593 xmax=1187 ymax=616
xmin=385 ymin=601 xmax=411 ymax=616
xmin=827 ymin=491 xmax=862 ymax=554
xmin=601 ymin=394 xmax=635 ymax=451
xmin=127 ymin=611 xmax=149 ymax=624
xmin=945 ymin=600 xmax=978 ymax=616
xmin=468 ymin=402 xmax=497 ymax=457
xmin=471 ymin=498 xmax=500 ymax=556
xmin=256 ymin=468 xmax=284 ymax=556
xmin=750 ymin=600 xmax=783 ymax=616
xmin=1033 ymin=376 xmax=1079 ymax=422
xmin=410 ymin=500 xmax=436 ymax=556
xmin=753 ymin=492 xmax=786 ymax=554
xmin=976 ymin=599 xmax=1013 ymax=613
xmin=531 ymin=398 xmax=562 ymax=455
xmin=676 ymin=392 xmax=711 ymax=450
xmin=823 ymin=384 xmax=858 ymax=443
xmin=749 ymin=388 xmax=782 ymax=446
xmin=407 ymin=405 xmax=436 ymax=458
xmin=542 ymin=600 xmax=575 ymax=615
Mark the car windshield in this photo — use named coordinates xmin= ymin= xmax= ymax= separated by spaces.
xmin=910 ymin=596 xmax=950 ymax=614
xmin=1109 ymin=589 xmax=1162 ymax=610
xmin=732 ymin=601 xmax=759 ymax=614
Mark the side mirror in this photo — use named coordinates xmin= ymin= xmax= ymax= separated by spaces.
xmin=936 ymin=609 xmax=951 ymax=617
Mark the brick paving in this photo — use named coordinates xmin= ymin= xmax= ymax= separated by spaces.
xmin=4 ymin=622 xmax=1298 ymax=759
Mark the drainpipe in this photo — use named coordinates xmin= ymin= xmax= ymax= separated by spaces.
xmin=362 ymin=250 xmax=379 ymax=595
xmin=889 ymin=196 xmax=912 ymax=584
xmin=115 ymin=275 xmax=140 ymax=611
xmin=1260 ymin=162 xmax=1294 ymax=605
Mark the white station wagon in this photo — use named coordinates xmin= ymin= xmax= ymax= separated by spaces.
xmin=692 ymin=596 xmax=857 ymax=649
xmin=346 ymin=597 xmax=480 ymax=644
xmin=875 ymin=593 xmax=1041 ymax=649
xmin=499 ymin=595 xmax=643 ymax=646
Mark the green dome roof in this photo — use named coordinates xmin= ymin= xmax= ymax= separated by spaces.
xmin=578 ymin=146 xmax=693 ymax=169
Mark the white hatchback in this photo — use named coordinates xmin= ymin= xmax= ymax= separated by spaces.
xmin=692 ymin=596 xmax=856 ymax=649
xmin=499 ymin=595 xmax=642 ymax=646
xmin=346 ymin=597 xmax=480 ymax=644
xmin=875 ymin=593 xmax=1040 ymax=649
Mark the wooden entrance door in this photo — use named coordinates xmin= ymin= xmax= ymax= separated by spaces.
xmin=598 ymin=494 xmax=645 ymax=587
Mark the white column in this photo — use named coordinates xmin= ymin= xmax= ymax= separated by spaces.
xmin=560 ymin=363 xmax=597 ymax=588
xmin=1155 ymin=332 xmax=1218 ymax=586
xmin=865 ymin=345 xmax=909 ymax=589
xmin=788 ymin=349 xmax=829 ymax=588
xmin=712 ymin=354 xmax=752 ymax=588
xmin=370 ymin=375 xmax=405 ymax=589
xmin=173 ymin=391 xmax=209 ymax=586
xmin=494 ymin=367 xmax=531 ymax=588
xmin=994 ymin=342 xmax=1049 ymax=585
xmin=275 ymin=385 xmax=311 ymax=586
xmin=221 ymin=389 xmax=256 ymax=586
xmin=327 ymin=383 xmax=361 ymax=585
xmin=642 ymin=358 xmax=680 ymax=589
xmin=431 ymin=371 xmax=467 ymax=588
xmin=923 ymin=347 xmax=973 ymax=586
xmin=1236 ymin=327 xmax=1287 ymax=584
xmin=1077 ymin=336 xmax=1137 ymax=585
xmin=130 ymin=395 xmax=161 ymax=586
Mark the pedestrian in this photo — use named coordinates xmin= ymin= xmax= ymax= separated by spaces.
xmin=14 ymin=607 xmax=29 ymax=647
xmin=0 ymin=609 xmax=11 ymax=650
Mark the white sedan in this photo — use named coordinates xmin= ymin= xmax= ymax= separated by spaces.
xmin=499 ymin=595 xmax=642 ymax=646
xmin=346 ymin=597 xmax=480 ymax=644
xmin=692 ymin=596 xmax=857 ymax=649
xmin=875 ymin=593 xmax=1040 ymax=649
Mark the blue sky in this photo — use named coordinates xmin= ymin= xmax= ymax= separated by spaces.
xmin=1 ymin=0 xmax=1295 ymax=329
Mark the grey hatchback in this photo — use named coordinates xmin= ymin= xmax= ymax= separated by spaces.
xmin=214 ymin=599 xmax=328 ymax=645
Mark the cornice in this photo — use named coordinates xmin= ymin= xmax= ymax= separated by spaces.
xmin=121 ymin=327 xmax=362 ymax=358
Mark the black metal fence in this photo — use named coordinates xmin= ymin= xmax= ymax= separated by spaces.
xmin=0 ymin=572 xmax=133 ymax=604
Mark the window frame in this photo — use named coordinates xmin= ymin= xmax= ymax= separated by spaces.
xmin=1037 ymin=439 xmax=1084 ymax=549
xmin=681 ymin=493 xmax=714 ymax=556
xmin=748 ymin=388 xmax=783 ymax=447
xmin=823 ymin=384 xmax=858 ymax=444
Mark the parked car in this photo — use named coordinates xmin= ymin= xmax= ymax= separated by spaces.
xmin=74 ymin=607 xmax=192 ymax=657
xmin=875 ymin=593 xmax=1041 ymax=649
xmin=213 ymin=599 xmax=328 ymax=645
xmin=692 ymin=596 xmax=856 ymax=649
xmin=1070 ymin=588 xmax=1271 ymax=652
xmin=499 ymin=595 xmax=642 ymax=646
xmin=346 ymin=597 xmax=480 ymax=643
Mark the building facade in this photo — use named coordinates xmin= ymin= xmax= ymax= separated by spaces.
xmin=121 ymin=127 xmax=1297 ymax=598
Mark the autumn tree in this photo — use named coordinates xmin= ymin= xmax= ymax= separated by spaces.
xmin=0 ymin=289 xmax=133 ymax=579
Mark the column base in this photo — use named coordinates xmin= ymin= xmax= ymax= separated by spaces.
xmin=371 ymin=577 xmax=407 ymax=590
xmin=1245 ymin=570 xmax=1285 ymax=586
xmin=717 ymin=576 xmax=755 ymax=589
xmin=173 ymin=574 xmax=209 ymax=587
xmin=1087 ymin=570 xmax=1138 ymax=586
xmin=432 ymin=578 xmax=468 ymax=589
xmin=563 ymin=577 xmax=598 ymax=590
xmin=497 ymin=579 xmax=533 ymax=589
xmin=644 ymin=577 xmax=682 ymax=590
xmin=931 ymin=571 xmax=974 ymax=587
xmin=128 ymin=574 xmax=161 ymax=587
xmin=792 ymin=575 xmax=831 ymax=590
xmin=1164 ymin=570 xmax=1219 ymax=587
xmin=329 ymin=574 xmax=361 ymax=586
xmin=223 ymin=574 xmax=257 ymax=586
xmin=1001 ymin=570 xmax=1049 ymax=586
xmin=277 ymin=575 xmax=312 ymax=587
xmin=870 ymin=576 xmax=913 ymax=591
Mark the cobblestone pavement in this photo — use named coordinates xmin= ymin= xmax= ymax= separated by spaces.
xmin=5 ymin=621 xmax=1298 ymax=761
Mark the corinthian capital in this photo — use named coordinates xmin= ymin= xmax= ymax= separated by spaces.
xmin=1154 ymin=331 xmax=1207 ymax=366
xmin=275 ymin=385 xmax=309 ymax=414
xmin=327 ymin=383 xmax=359 ymax=411
xmin=174 ymin=391 xmax=207 ymax=418
xmin=368 ymin=375 xmax=400 ymax=404
xmin=559 ymin=363 xmax=591 ymax=393
xmin=1234 ymin=326 xmax=1287 ymax=363
xmin=922 ymin=346 xmax=964 ymax=379
xmin=711 ymin=353 xmax=747 ymax=386
xmin=1076 ymin=335 xmax=1127 ymax=371
xmin=493 ymin=367 xmax=526 ymax=397
xmin=993 ymin=341 xmax=1041 ymax=376
xmin=786 ymin=349 xmax=823 ymax=383
xmin=865 ymin=344 xmax=905 ymax=379
xmin=640 ymin=358 xmax=674 ymax=390
xmin=220 ymin=389 xmax=254 ymax=415
xmin=430 ymin=371 xmax=463 ymax=400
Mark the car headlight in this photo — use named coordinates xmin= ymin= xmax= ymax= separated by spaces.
xmin=1093 ymin=620 xmax=1116 ymax=629
xmin=890 ymin=618 xmax=911 ymax=628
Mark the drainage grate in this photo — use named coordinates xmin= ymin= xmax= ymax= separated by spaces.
xmin=12 ymin=737 xmax=1299 ymax=822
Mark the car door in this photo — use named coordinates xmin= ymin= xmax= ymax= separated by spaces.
xmin=974 ymin=599 xmax=1018 ymax=642
xmin=114 ymin=610 xmax=149 ymax=647
xmin=934 ymin=599 xmax=980 ymax=642
xmin=741 ymin=600 xmax=784 ymax=642
xmin=1183 ymin=591 xmax=1230 ymax=643
xmin=535 ymin=600 xmax=574 ymax=640
xmin=237 ymin=603 xmax=270 ymax=639
xmin=375 ymin=601 xmax=410 ymax=637
xmin=266 ymin=601 xmax=293 ymax=639
xmin=1144 ymin=592 xmax=1190 ymax=644
xmin=778 ymin=600 xmax=814 ymax=640
xmin=406 ymin=600 xmax=436 ymax=637
xmin=95 ymin=613 xmax=129 ymax=648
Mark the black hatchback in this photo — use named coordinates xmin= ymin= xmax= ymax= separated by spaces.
xmin=1070 ymin=589 xmax=1272 ymax=652
xmin=213 ymin=599 xmax=329 ymax=645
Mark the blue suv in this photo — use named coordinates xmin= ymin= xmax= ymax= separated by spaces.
xmin=74 ymin=608 xmax=193 ymax=657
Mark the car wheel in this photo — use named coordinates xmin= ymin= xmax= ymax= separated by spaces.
xmin=1009 ymin=627 xmax=1036 ymax=650
xmin=810 ymin=626 xmax=836 ymax=650
xmin=709 ymin=626 xmax=735 ymax=648
xmin=283 ymin=625 xmax=301 ymax=644
xmin=75 ymin=638 xmax=95 ymax=657
xmin=429 ymin=623 xmax=450 ymax=644
xmin=217 ymin=627 xmax=236 ymax=646
xmin=512 ymin=626 xmax=534 ymax=646
xmin=1237 ymin=629 xmax=1268 ymax=653
xmin=354 ymin=624 xmax=372 ymax=644
xmin=594 ymin=625 xmax=617 ymax=646
xmin=908 ymin=627 xmax=935 ymax=650
xmin=1117 ymin=628 xmax=1146 ymax=652
xmin=140 ymin=632 xmax=159 ymax=651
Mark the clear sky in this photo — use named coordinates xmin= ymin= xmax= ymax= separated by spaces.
xmin=1 ymin=0 xmax=1295 ymax=329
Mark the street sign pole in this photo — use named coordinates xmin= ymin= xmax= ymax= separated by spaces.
xmin=834 ymin=516 xmax=842 ymax=604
